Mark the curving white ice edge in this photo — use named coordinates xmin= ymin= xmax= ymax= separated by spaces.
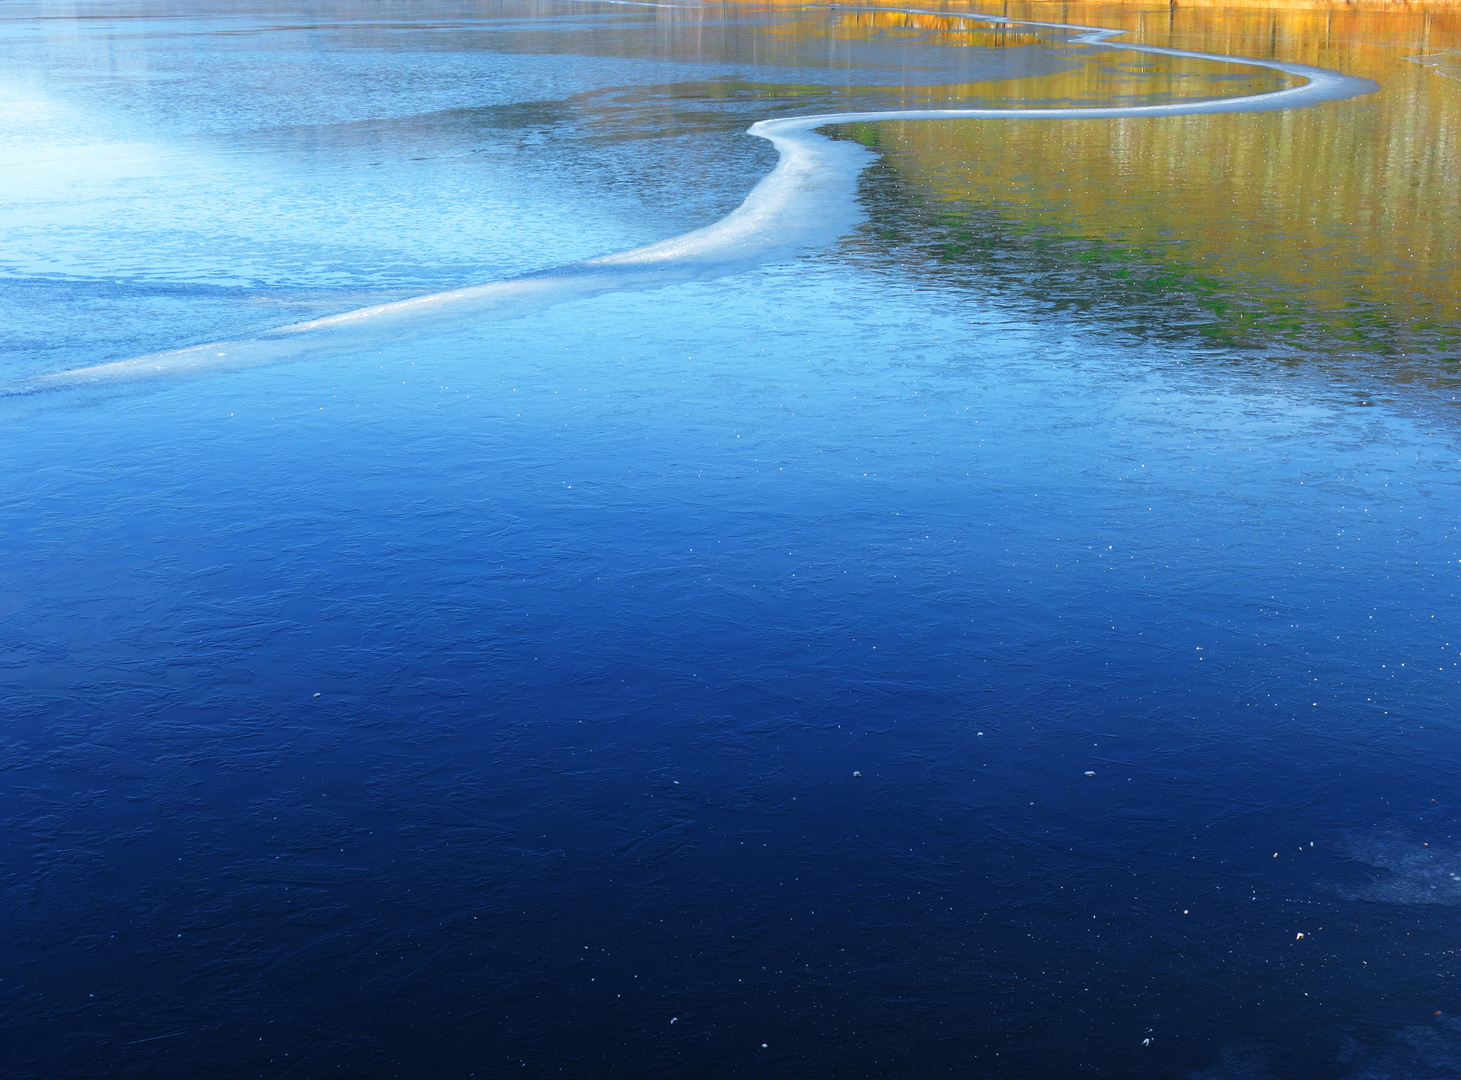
xmin=14 ymin=6 xmax=1377 ymax=394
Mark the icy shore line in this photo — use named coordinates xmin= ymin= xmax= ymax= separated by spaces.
xmin=10 ymin=7 xmax=1376 ymax=394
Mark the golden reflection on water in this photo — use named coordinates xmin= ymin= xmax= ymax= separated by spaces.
xmin=814 ymin=0 xmax=1460 ymax=367
xmin=224 ymin=0 xmax=1457 ymax=368
xmin=832 ymin=8 xmax=1296 ymax=103
xmin=741 ymin=6 xmax=1296 ymax=104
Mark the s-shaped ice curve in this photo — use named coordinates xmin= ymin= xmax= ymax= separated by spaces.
xmin=11 ymin=8 xmax=1377 ymax=394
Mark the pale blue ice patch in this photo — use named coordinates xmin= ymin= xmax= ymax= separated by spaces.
xmin=8 ymin=7 xmax=1374 ymax=395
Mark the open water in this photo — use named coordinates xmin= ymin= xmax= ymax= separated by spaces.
xmin=1 ymin=1 xmax=1459 ymax=1077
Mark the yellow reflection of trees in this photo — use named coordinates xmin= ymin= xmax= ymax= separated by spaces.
xmin=835 ymin=9 xmax=1045 ymax=45
xmin=759 ymin=0 xmax=1461 ymax=363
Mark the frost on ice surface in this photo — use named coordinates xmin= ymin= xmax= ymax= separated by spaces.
xmin=1333 ymin=830 xmax=1461 ymax=906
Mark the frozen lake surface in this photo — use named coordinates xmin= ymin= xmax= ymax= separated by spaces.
xmin=1 ymin=1 xmax=1459 ymax=1077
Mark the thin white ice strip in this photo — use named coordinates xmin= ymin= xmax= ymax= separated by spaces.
xmin=11 ymin=7 xmax=1377 ymax=395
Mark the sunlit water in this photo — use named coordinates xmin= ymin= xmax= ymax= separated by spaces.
xmin=1 ymin=2 xmax=1459 ymax=1077
xmin=852 ymin=1 xmax=1461 ymax=369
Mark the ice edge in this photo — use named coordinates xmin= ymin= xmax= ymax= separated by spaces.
xmin=9 ymin=6 xmax=1377 ymax=394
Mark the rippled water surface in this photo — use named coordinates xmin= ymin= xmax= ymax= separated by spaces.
xmin=2 ymin=2 xmax=1459 ymax=1077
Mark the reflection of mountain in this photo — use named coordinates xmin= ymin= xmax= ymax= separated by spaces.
xmin=813 ymin=1 xmax=1460 ymax=370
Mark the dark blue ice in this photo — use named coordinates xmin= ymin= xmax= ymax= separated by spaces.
xmin=0 ymin=2 xmax=1457 ymax=1077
